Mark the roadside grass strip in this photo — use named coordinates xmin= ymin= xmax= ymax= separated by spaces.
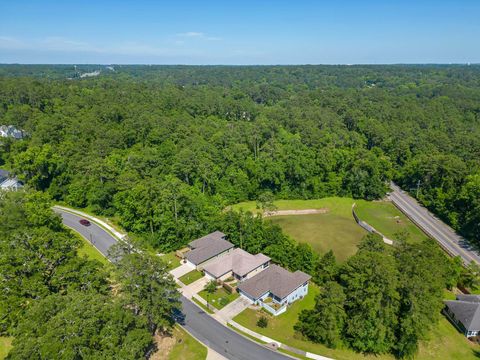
xmin=192 ymin=297 xmax=215 ymax=314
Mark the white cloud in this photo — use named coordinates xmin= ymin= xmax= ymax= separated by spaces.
xmin=177 ymin=31 xmax=205 ymax=37
xmin=176 ymin=32 xmax=222 ymax=41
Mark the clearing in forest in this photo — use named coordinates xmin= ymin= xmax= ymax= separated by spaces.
xmin=231 ymin=197 xmax=429 ymax=262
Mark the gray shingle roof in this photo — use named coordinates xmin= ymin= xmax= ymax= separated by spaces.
xmin=456 ymin=294 xmax=480 ymax=303
xmin=238 ymin=264 xmax=311 ymax=300
xmin=203 ymin=248 xmax=270 ymax=278
xmin=186 ymin=231 xmax=234 ymax=265
xmin=0 ymin=169 xmax=10 ymax=182
xmin=445 ymin=296 xmax=480 ymax=331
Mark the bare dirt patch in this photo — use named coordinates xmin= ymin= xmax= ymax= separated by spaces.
xmin=151 ymin=331 xmax=177 ymax=360
xmin=263 ymin=208 xmax=329 ymax=217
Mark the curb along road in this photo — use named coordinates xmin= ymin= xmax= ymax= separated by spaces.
xmin=55 ymin=205 xmax=292 ymax=360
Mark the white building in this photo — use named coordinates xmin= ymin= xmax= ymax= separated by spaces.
xmin=0 ymin=169 xmax=23 ymax=191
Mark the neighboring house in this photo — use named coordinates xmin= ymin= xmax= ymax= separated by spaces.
xmin=0 ymin=125 xmax=24 ymax=139
xmin=444 ymin=294 xmax=480 ymax=337
xmin=185 ymin=231 xmax=234 ymax=269
xmin=0 ymin=169 xmax=23 ymax=191
xmin=203 ymin=248 xmax=270 ymax=282
xmin=238 ymin=264 xmax=311 ymax=316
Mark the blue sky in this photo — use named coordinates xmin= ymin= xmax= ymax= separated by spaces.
xmin=1 ymin=0 xmax=479 ymax=64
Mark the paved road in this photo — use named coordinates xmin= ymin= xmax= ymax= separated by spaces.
xmin=178 ymin=297 xmax=288 ymax=360
xmin=54 ymin=208 xmax=118 ymax=260
xmin=55 ymin=208 xmax=289 ymax=360
xmin=389 ymin=183 xmax=480 ymax=265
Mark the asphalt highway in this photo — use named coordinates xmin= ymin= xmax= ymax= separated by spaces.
xmin=55 ymin=207 xmax=289 ymax=360
xmin=389 ymin=183 xmax=480 ymax=265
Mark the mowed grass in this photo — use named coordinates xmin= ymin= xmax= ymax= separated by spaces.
xmin=269 ymin=213 xmax=366 ymax=262
xmin=234 ymin=284 xmax=479 ymax=360
xmin=168 ymin=325 xmax=207 ymax=360
xmin=179 ymin=270 xmax=204 ymax=285
xmin=198 ymin=287 xmax=239 ymax=310
xmin=355 ymin=201 xmax=429 ymax=244
xmin=160 ymin=252 xmax=182 ymax=271
xmin=232 ymin=197 xmax=430 ymax=262
xmin=0 ymin=337 xmax=13 ymax=360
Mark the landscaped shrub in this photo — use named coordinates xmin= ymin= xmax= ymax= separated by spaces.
xmin=223 ymin=282 xmax=235 ymax=294
xmin=257 ymin=316 xmax=268 ymax=328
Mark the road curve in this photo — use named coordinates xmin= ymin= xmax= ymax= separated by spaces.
xmin=54 ymin=208 xmax=118 ymax=260
xmin=389 ymin=183 xmax=480 ymax=265
xmin=55 ymin=207 xmax=290 ymax=360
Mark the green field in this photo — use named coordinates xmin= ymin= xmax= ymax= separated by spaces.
xmin=0 ymin=337 xmax=12 ymax=360
xmin=179 ymin=270 xmax=204 ymax=285
xmin=355 ymin=201 xmax=429 ymax=244
xmin=270 ymin=213 xmax=365 ymax=262
xmin=231 ymin=197 xmax=430 ymax=262
xmin=234 ymin=284 xmax=479 ymax=360
xmin=198 ymin=287 xmax=240 ymax=310
xmin=168 ymin=325 xmax=207 ymax=360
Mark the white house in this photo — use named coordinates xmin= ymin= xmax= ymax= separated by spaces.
xmin=0 ymin=169 xmax=23 ymax=191
xmin=0 ymin=125 xmax=24 ymax=139
xmin=237 ymin=264 xmax=311 ymax=316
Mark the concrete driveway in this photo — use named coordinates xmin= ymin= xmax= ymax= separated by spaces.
xmin=181 ymin=276 xmax=209 ymax=299
xmin=169 ymin=262 xmax=195 ymax=279
xmin=214 ymin=296 xmax=252 ymax=324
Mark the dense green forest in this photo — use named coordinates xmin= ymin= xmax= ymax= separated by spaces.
xmin=0 ymin=190 xmax=179 ymax=359
xmin=1 ymin=64 xmax=479 ymax=359
xmin=0 ymin=64 xmax=479 ymax=248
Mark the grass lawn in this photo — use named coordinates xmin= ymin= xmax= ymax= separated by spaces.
xmin=355 ymin=201 xmax=429 ymax=244
xmin=179 ymin=270 xmax=204 ymax=285
xmin=269 ymin=213 xmax=366 ymax=262
xmin=0 ymin=337 xmax=12 ymax=360
xmin=198 ymin=287 xmax=239 ymax=310
xmin=192 ymin=297 xmax=215 ymax=314
xmin=232 ymin=197 xmax=430 ymax=262
xmin=415 ymin=317 xmax=480 ymax=360
xmin=168 ymin=325 xmax=207 ymax=360
xmin=234 ymin=283 xmax=479 ymax=360
xmin=160 ymin=252 xmax=182 ymax=271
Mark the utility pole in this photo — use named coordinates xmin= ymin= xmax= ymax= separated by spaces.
xmin=416 ymin=179 xmax=421 ymax=198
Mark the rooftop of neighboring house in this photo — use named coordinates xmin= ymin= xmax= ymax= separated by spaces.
xmin=445 ymin=294 xmax=480 ymax=331
xmin=0 ymin=125 xmax=24 ymax=139
xmin=203 ymin=248 xmax=270 ymax=278
xmin=238 ymin=264 xmax=311 ymax=300
xmin=0 ymin=169 xmax=10 ymax=182
xmin=0 ymin=178 xmax=22 ymax=189
xmin=186 ymin=231 xmax=234 ymax=265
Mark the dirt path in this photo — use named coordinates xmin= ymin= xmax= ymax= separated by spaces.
xmin=263 ymin=208 xmax=328 ymax=217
